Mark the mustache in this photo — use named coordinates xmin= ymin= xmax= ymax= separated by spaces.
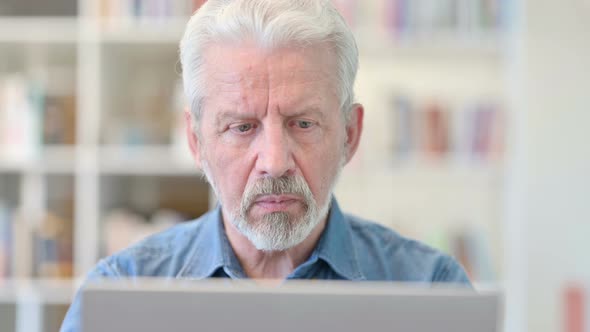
xmin=241 ymin=176 xmax=313 ymax=211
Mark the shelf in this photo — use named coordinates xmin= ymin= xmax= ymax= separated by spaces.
xmin=340 ymin=163 xmax=502 ymax=192
xmin=387 ymin=157 xmax=503 ymax=175
xmin=0 ymin=146 xmax=199 ymax=176
xmin=98 ymin=18 xmax=188 ymax=43
xmin=0 ymin=146 xmax=199 ymax=175
xmin=0 ymin=146 xmax=76 ymax=174
xmin=0 ymin=279 xmax=74 ymax=305
xmin=0 ymin=18 xmax=78 ymax=43
xmin=98 ymin=145 xmax=199 ymax=176
xmin=0 ymin=17 xmax=190 ymax=44
xmin=354 ymin=26 xmax=503 ymax=59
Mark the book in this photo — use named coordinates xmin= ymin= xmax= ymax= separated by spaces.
xmin=42 ymin=95 xmax=77 ymax=145
xmin=421 ymin=101 xmax=450 ymax=159
xmin=470 ymin=102 xmax=503 ymax=162
xmin=391 ymin=95 xmax=415 ymax=161
xmin=383 ymin=0 xmax=503 ymax=39
xmin=564 ymin=284 xmax=586 ymax=332
xmin=0 ymin=75 xmax=42 ymax=163
xmin=99 ymin=0 xmax=195 ymax=20
xmin=387 ymin=93 xmax=504 ymax=165
xmin=0 ymin=202 xmax=12 ymax=278
xmin=10 ymin=209 xmax=34 ymax=278
xmin=33 ymin=211 xmax=73 ymax=279
xmin=0 ymin=72 xmax=77 ymax=160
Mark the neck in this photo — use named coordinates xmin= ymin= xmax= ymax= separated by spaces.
xmin=222 ymin=212 xmax=327 ymax=280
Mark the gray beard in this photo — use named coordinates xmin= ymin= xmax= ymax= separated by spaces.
xmin=232 ymin=195 xmax=331 ymax=252
xmin=200 ymin=153 xmax=343 ymax=252
xmin=231 ymin=175 xmax=330 ymax=252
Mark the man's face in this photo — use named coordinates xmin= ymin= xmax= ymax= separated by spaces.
xmin=189 ymin=43 xmax=360 ymax=251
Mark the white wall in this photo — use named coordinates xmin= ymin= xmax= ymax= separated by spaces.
xmin=522 ymin=0 xmax=590 ymax=331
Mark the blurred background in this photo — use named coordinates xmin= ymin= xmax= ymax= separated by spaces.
xmin=0 ymin=0 xmax=588 ymax=331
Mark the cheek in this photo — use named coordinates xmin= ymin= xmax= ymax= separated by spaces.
xmin=299 ymin=141 xmax=344 ymax=203
xmin=207 ymin=146 xmax=253 ymax=202
xmin=305 ymin=166 xmax=336 ymax=207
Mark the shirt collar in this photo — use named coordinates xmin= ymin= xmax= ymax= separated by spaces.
xmin=179 ymin=205 xmax=245 ymax=279
xmin=180 ymin=197 xmax=365 ymax=281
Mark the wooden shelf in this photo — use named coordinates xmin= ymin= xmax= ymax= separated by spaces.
xmin=98 ymin=145 xmax=198 ymax=176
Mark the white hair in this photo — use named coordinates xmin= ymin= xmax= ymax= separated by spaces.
xmin=179 ymin=0 xmax=359 ymax=125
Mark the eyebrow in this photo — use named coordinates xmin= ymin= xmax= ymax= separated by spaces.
xmin=214 ymin=106 xmax=327 ymax=125
xmin=287 ymin=107 xmax=326 ymax=121
xmin=215 ymin=111 xmax=273 ymax=131
xmin=215 ymin=111 xmax=250 ymax=125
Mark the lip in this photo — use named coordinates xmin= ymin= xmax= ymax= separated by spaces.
xmin=254 ymin=194 xmax=301 ymax=204
xmin=252 ymin=195 xmax=302 ymax=213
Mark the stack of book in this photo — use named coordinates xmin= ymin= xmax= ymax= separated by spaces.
xmin=0 ymin=75 xmax=42 ymax=163
xmin=43 ymin=95 xmax=76 ymax=145
xmin=32 ymin=211 xmax=73 ymax=279
xmin=383 ymin=0 xmax=505 ymax=38
xmin=390 ymin=94 xmax=504 ymax=164
xmin=98 ymin=0 xmax=361 ymax=23
xmin=99 ymin=0 xmax=206 ymax=20
xmin=0 ymin=73 xmax=77 ymax=162
xmin=0 ymin=199 xmax=75 ymax=279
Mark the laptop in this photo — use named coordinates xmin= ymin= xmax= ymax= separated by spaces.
xmin=81 ymin=279 xmax=501 ymax=332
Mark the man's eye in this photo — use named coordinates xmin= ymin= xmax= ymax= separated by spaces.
xmin=231 ymin=123 xmax=255 ymax=133
xmin=238 ymin=124 xmax=252 ymax=132
xmin=297 ymin=120 xmax=314 ymax=129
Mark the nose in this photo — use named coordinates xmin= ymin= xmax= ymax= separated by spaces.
xmin=255 ymin=122 xmax=296 ymax=178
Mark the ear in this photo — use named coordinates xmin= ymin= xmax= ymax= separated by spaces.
xmin=184 ymin=108 xmax=202 ymax=169
xmin=343 ymin=103 xmax=364 ymax=164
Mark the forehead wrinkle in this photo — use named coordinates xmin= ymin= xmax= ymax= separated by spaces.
xmin=209 ymin=68 xmax=333 ymax=110
xmin=202 ymin=44 xmax=341 ymax=123
xmin=211 ymin=69 xmax=327 ymax=91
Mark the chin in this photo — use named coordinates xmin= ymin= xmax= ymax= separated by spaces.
xmin=237 ymin=211 xmax=321 ymax=252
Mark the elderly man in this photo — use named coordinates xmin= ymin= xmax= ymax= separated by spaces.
xmin=60 ymin=1 xmax=469 ymax=331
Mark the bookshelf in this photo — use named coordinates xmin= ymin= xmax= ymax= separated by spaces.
xmin=334 ymin=0 xmax=508 ymax=284
xmin=0 ymin=0 xmax=520 ymax=331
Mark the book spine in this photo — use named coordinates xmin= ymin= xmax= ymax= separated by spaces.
xmin=392 ymin=95 xmax=414 ymax=160
xmin=12 ymin=210 xmax=33 ymax=278
xmin=564 ymin=284 xmax=586 ymax=332
xmin=0 ymin=76 xmax=42 ymax=163
xmin=386 ymin=94 xmax=504 ymax=164
xmin=0 ymin=203 xmax=9 ymax=279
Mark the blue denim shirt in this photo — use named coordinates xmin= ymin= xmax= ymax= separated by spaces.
xmin=60 ymin=198 xmax=470 ymax=332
